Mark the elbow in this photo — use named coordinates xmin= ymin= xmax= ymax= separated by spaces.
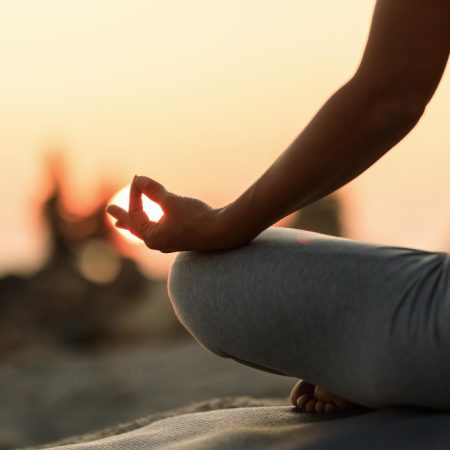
xmin=348 ymin=75 xmax=428 ymax=130
xmin=373 ymin=95 xmax=426 ymax=129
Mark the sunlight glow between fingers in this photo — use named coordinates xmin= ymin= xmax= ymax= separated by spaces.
xmin=108 ymin=184 xmax=164 ymax=245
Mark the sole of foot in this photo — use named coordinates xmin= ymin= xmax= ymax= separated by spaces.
xmin=290 ymin=380 xmax=358 ymax=413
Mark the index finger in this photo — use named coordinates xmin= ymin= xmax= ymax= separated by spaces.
xmin=129 ymin=175 xmax=143 ymax=214
xmin=129 ymin=175 xmax=155 ymax=235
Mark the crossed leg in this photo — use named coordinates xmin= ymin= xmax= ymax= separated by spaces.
xmin=168 ymin=227 xmax=450 ymax=412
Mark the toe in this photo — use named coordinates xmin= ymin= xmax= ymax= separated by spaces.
xmin=314 ymin=386 xmax=357 ymax=411
xmin=314 ymin=386 xmax=356 ymax=410
xmin=332 ymin=396 xmax=355 ymax=410
xmin=290 ymin=380 xmax=315 ymax=406
xmin=296 ymin=393 xmax=312 ymax=409
xmin=314 ymin=401 xmax=325 ymax=413
xmin=305 ymin=399 xmax=316 ymax=413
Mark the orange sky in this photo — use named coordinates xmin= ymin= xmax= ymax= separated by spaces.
xmin=0 ymin=1 xmax=449 ymax=278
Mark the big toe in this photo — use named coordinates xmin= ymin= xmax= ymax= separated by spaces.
xmin=290 ymin=380 xmax=315 ymax=406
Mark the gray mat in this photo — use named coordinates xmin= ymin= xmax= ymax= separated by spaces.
xmin=40 ymin=402 xmax=450 ymax=450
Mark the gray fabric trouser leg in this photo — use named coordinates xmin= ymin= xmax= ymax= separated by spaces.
xmin=167 ymin=227 xmax=450 ymax=410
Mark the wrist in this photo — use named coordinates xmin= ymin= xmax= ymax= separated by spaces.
xmin=212 ymin=203 xmax=261 ymax=250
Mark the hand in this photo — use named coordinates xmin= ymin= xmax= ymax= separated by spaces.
xmin=106 ymin=175 xmax=231 ymax=253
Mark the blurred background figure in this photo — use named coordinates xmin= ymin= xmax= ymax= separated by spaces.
xmin=0 ymin=152 xmax=187 ymax=358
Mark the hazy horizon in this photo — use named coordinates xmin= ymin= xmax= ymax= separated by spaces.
xmin=1 ymin=0 xmax=449 ymax=278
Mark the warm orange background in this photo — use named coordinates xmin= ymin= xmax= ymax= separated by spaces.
xmin=1 ymin=1 xmax=449 ymax=278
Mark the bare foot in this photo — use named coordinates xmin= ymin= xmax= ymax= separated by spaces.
xmin=290 ymin=380 xmax=358 ymax=413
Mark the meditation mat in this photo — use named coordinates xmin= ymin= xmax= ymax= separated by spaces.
xmin=33 ymin=399 xmax=450 ymax=450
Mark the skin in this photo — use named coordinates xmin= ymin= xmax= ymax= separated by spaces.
xmin=107 ymin=0 xmax=450 ymax=412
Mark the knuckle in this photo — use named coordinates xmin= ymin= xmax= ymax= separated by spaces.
xmin=155 ymin=186 xmax=168 ymax=200
xmin=141 ymin=223 xmax=154 ymax=236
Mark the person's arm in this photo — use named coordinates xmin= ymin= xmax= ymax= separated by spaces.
xmin=217 ymin=0 xmax=450 ymax=247
xmin=107 ymin=0 xmax=449 ymax=253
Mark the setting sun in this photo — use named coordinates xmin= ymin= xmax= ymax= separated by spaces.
xmin=108 ymin=185 xmax=164 ymax=245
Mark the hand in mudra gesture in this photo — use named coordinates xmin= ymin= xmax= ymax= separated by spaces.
xmin=106 ymin=176 xmax=231 ymax=253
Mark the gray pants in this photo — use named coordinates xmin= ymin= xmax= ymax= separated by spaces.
xmin=168 ymin=227 xmax=450 ymax=410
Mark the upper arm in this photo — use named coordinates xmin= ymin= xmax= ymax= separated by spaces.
xmin=353 ymin=0 xmax=450 ymax=112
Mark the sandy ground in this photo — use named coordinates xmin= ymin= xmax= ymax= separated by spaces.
xmin=0 ymin=340 xmax=295 ymax=450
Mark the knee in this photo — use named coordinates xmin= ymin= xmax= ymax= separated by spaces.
xmin=167 ymin=251 xmax=196 ymax=326
xmin=167 ymin=251 xmax=228 ymax=357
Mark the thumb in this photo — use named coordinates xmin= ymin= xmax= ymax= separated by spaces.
xmin=134 ymin=176 xmax=168 ymax=204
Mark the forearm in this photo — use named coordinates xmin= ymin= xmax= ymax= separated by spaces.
xmin=217 ymin=77 xmax=423 ymax=246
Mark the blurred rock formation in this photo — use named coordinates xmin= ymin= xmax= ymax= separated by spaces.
xmin=0 ymin=156 xmax=344 ymax=361
xmin=0 ymin=154 xmax=185 ymax=360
